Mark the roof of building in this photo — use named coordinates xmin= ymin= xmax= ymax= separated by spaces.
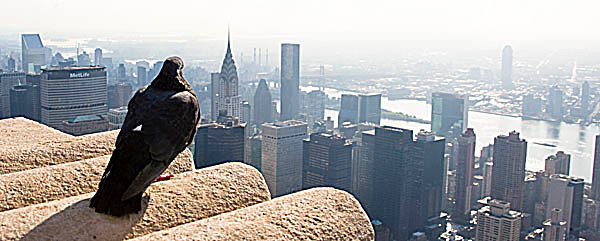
xmin=22 ymin=34 xmax=44 ymax=49
xmin=68 ymin=114 xmax=105 ymax=123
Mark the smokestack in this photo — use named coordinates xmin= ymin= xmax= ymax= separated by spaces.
xmin=258 ymin=48 xmax=262 ymax=67
xmin=253 ymin=48 xmax=256 ymax=65
xmin=266 ymin=49 xmax=269 ymax=68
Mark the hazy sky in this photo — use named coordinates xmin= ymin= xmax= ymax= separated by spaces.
xmin=3 ymin=0 xmax=600 ymax=55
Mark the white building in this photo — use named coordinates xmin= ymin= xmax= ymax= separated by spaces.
xmin=261 ymin=120 xmax=307 ymax=197
xmin=475 ymin=199 xmax=522 ymax=241
xmin=108 ymin=107 xmax=128 ymax=130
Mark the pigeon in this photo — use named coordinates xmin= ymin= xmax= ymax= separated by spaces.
xmin=90 ymin=56 xmax=200 ymax=217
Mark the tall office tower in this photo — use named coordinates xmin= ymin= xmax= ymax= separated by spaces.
xmin=244 ymin=135 xmax=262 ymax=171
xmin=137 ymin=66 xmax=147 ymax=86
xmin=194 ymin=117 xmax=245 ymax=169
xmin=21 ymin=34 xmax=47 ymax=73
xmin=338 ymin=94 xmax=359 ymax=127
xmin=210 ymin=72 xmax=220 ymax=121
xmin=210 ymin=31 xmax=241 ymax=121
xmin=482 ymin=162 xmax=493 ymax=197
xmin=9 ymin=84 xmax=40 ymax=120
xmin=522 ymin=94 xmax=543 ymax=117
xmin=241 ymin=101 xmax=251 ymax=123
xmin=280 ymin=43 xmax=300 ymax=121
xmin=0 ymin=72 xmax=26 ymax=118
xmin=582 ymin=199 xmax=598 ymax=231
xmin=431 ymin=92 xmax=468 ymax=137
xmin=453 ymin=128 xmax=476 ymax=221
xmin=7 ymin=57 xmax=15 ymax=72
xmin=545 ymin=151 xmax=571 ymax=176
xmin=475 ymin=199 xmax=523 ymax=241
xmin=548 ymin=86 xmax=564 ymax=120
xmin=261 ymin=120 xmax=307 ymax=197
xmin=582 ymin=81 xmax=590 ymax=113
xmin=108 ymin=82 xmax=133 ymax=108
xmin=414 ymin=130 xmax=446 ymax=220
xmin=490 ymin=131 xmax=527 ymax=211
xmin=302 ymin=133 xmax=352 ymax=192
xmin=501 ymin=45 xmax=513 ymax=89
xmin=592 ymin=135 xmax=600 ymax=200
xmin=40 ymin=66 xmax=107 ymax=129
xmin=94 ymin=48 xmax=103 ymax=66
xmin=117 ymin=64 xmax=126 ymax=83
xmin=543 ymin=208 xmax=567 ymax=241
xmin=9 ymin=86 xmax=28 ymax=117
xmin=305 ymin=90 xmax=326 ymax=123
xmin=358 ymin=94 xmax=382 ymax=125
xmin=545 ymin=175 xmax=584 ymax=237
xmin=358 ymin=126 xmax=422 ymax=240
xmin=253 ymin=79 xmax=273 ymax=125
xmin=24 ymin=73 xmax=41 ymax=121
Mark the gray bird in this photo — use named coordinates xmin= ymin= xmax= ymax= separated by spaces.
xmin=90 ymin=56 xmax=200 ymax=217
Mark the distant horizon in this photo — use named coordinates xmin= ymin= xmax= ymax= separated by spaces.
xmin=1 ymin=0 xmax=599 ymax=59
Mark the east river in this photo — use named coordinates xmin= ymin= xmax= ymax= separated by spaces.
xmin=300 ymin=86 xmax=600 ymax=182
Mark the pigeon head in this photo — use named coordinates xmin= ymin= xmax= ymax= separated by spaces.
xmin=150 ymin=56 xmax=194 ymax=93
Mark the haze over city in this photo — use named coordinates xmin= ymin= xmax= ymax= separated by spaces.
xmin=2 ymin=1 xmax=600 ymax=240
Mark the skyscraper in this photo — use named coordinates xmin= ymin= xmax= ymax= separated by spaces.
xmin=545 ymin=174 xmax=584 ymax=237
xmin=358 ymin=94 xmax=382 ymax=125
xmin=211 ymin=30 xmax=241 ymax=121
xmin=94 ymin=48 xmax=103 ymax=66
xmin=548 ymin=86 xmax=564 ymax=120
xmin=338 ymin=94 xmax=359 ymax=127
xmin=453 ymin=128 xmax=476 ymax=221
xmin=280 ymin=43 xmax=300 ymax=121
xmin=501 ymin=45 xmax=513 ymax=89
xmin=490 ymin=131 xmax=527 ymax=211
xmin=543 ymin=208 xmax=567 ymax=241
xmin=545 ymin=151 xmax=571 ymax=176
xmin=0 ymin=72 xmax=25 ymax=118
xmin=302 ymin=133 xmax=352 ymax=192
xmin=431 ymin=92 xmax=468 ymax=137
xmin=367 ymin=126 xmax=419 ymax=240
xmin=117 ymin=63 xmax=126 ymax=83
xmin=253 ymin=79 xmax=273 ymax=125
xmin=475 ymin=199 xmax=522 ymax=241
xmin=21 ymin=34 xmax=47 ymax=73
xmin=194 ymin=117 xmax=245 ymax=169
xmin=582 ymin=81 xmax=590 ymax=113
xmin=592 ymin=135 xmax=600 ymax=200
xmin=414 ymin=130 xmax=446 ymax=220
xmin=261 ymin=120 xmax=307 ymax=197
xmin=40 ymin=66 xmax=107 ymax=129
xmin=137 ymin=66 xmax=147 ymax=86
xmin=357 ymin=126 xmax=444 ymax=240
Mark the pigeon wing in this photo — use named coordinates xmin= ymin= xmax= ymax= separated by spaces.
xmin=121 ymin=90 xmax=199 ymax=200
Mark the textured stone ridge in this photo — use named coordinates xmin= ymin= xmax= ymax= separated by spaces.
xmin=0 ymin=150 xmax=193 ymax=212
xmin=0 ymin=162 xmax=271 ymax=241
xmin=134 ymin=187 xmax=374 ymax=241
xmin=0 ymin=117 xmax=73 ymax=150
xmin=0 ymin=130 xmax=119 ymax=175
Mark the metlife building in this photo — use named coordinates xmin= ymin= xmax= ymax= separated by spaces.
xmin=40 ymin=66 xmax=107 ymax=129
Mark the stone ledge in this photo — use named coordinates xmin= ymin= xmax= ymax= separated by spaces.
xmin=133 ymin=187 xmax=374 ymax=241
xmin=0 ymin=163 xmax=271 ymax=240
xmin=0 ymin=150 xmax=192 ymax=212
xmin=0 ymin=117 xmax=73 ymax=150
xmin=0 ymin=130 xmax=119 ymax=175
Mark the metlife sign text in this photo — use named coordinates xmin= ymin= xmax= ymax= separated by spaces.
xmin=70 ymin=72 xmax=90 ymax=78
